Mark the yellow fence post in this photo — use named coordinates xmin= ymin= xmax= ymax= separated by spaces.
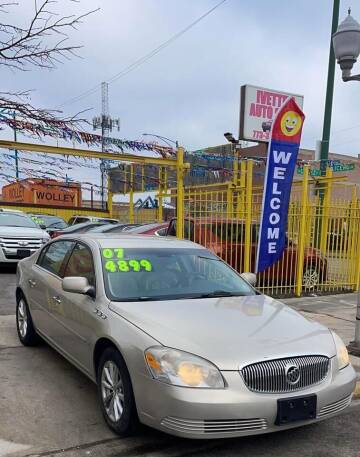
xmin=244 ymin=160 xmax=253 ymax=272
xmin=129 ymin=165 xmax=134 ymax=224
xmin=176 ymin=146 xmax=185 ymax=239
xmin=226 ymin=183 xmax=233 ymax=219
xmin=158 ymin=167 xmax=164 ymax=222
xmin=295 ymin=164 xmax=309 ymax=296
xmin=319 ymin=167 xmax=332 ymax=255
xmin=107 ymin=176 xmax=113 ymax=218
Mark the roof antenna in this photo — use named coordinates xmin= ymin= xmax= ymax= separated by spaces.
xmin=348 ymin=7 xmax=351 ymax=15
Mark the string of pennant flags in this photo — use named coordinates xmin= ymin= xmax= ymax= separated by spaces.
xmin=0 ymin=111 xmax=176 ymax=157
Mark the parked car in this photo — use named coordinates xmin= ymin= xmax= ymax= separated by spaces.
xmin=16 ymin=234 xmax=355 ymax=438
xmin=0 ymin=211 xmax=49 ymax=264
xmin=166 ymin=218 xmax=327 ymax=289
xmin=125 ymin=222 xmax=169 ymax=236
xmin=89 ymin=223 xmax=140 ymax=234
xmin=29 ymin=214 xmax=68 ymax=237
xmin=51 ymin=221 xmax=108 ymax=238
xmin=68 ymin=215 xmax=119 ymax=226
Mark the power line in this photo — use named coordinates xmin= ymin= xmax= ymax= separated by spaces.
xmin=57 ymin=0 xmax=228 ymax=109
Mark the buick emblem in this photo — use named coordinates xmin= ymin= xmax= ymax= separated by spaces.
xmin=285 ymin=364 xmax=300 ymax=385
xmin=19 ymin=241 xmax=28 ymax=247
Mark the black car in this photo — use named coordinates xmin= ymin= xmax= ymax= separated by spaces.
xmin=29 ymin=214 xmax=68 ymax=235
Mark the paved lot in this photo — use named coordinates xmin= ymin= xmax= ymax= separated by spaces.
xmin=1 ymin=267 xmax=360 ymax=457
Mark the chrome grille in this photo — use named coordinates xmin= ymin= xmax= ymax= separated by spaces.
xmin=318 ymin=395 xmax=352 ymax=418
xmin=241 ymin=356 xmax=330 ymax=393
xmin=161 ymin=417 xmax=267 ymax=434
xmin=0 ymin=237 xmax=43 ymax=249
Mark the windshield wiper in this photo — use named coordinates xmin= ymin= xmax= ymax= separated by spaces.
xmin=195 ymin=290 xmax=245 ymax=298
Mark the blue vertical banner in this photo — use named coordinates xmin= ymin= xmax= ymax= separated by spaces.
xmin=256 ymin=97 xmax=305 ymax=273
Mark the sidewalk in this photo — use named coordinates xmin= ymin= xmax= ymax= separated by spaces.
xmin=282 ymin=292 xmax=360 ymax=375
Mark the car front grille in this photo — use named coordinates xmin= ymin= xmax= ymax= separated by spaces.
xmin=317 ymin=395 xmax=352 ymax=418
xmin=241 ymin=356 xmax=330 ymax=393
xmin=0 ymin=237 xmax=43 ymax=258
xmin=161 ymin=417 xmax=268 ymax=434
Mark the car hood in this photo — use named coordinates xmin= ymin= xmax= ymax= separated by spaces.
xmin=0 ymin=226 xmax=48 ymax=238
xmin=109 ymin=295 xmax=335 ymax=370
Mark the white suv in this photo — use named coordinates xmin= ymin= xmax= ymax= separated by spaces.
xmin=0 ymin=211 xmax=50 ymax=263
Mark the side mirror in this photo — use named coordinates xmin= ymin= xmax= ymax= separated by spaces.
xmin=62 ymin=276 xmax=95 ymax=298
xmin=240 ymin=272 xmax=257 ymax=287
xmin=40 ymin=224 xmax=47 ymax=230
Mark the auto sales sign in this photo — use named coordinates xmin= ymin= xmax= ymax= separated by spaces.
xmin=256 ymin=97 xmax=305 ymax=273
xmin=239 ymin=85 xmax=304 ymax=142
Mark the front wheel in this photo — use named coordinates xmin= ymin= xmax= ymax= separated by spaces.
xmin=16 ymin=296 xmax=39 ymax=346
xmin=302 ymin=265 xmax=321 ymax=290
xmin=97 ymin=347 xmax=138 ymax=437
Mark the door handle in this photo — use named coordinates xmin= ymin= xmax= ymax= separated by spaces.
xmin=28 ymin=279 xmax=36 ymax=287
xmin=52 ymin=296 xmax=62 ymax=305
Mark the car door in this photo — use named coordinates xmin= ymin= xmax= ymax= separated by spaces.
xmin=26 ymin=240 xmax=76 ymax=335
xmin=50 ymin=242 xmax=98 ymax=373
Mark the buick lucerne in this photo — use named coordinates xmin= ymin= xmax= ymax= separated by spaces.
xmin=16 ymin=234 xmax=356 ymax=439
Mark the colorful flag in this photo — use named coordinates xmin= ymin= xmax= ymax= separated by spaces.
xmin=256 ymin=97 xmax=305 ymax=273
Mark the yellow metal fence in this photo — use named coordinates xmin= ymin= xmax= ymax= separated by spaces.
xmin=171 ymin=162 xmax=360 ymax=297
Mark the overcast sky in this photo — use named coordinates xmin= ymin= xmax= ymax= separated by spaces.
xmin=1 ymin=0 xmax=360 ymax=190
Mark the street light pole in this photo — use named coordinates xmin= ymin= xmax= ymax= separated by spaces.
xmin=319 ymin=0 xmax=340 ymax=174
xmin=332 ymin=8 xmax=360 ymax=354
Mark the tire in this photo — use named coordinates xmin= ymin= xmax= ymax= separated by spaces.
xmin=97 ymin=347 xmax=138 ymax=437
xmin=302 ymin=264 xmax=321 ymax=290
xmin=16 ymin=295 xmax=39 ymax=346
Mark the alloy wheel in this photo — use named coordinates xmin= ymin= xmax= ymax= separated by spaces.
xmin=17 ymin=299 xmax=28 ymax=338
xmin=303 ymin=267 xmax=320 ymax=289
xmin=101 ymin=360 xmax=125 ymax=422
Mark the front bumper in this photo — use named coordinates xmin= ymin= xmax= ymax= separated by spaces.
xmin=135 ymin=362 xmax=356 ymax=439
xmin=0 ymin=247 xmax=39 ymax=263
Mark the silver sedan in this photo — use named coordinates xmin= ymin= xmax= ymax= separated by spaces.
xmin=16 ymin=233 xmax=356 ymax=439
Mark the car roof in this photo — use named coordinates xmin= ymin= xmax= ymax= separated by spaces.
xmin=61 ymin=233 xmax=206 ymax=249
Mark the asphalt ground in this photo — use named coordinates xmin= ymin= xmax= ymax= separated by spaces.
xmin=1 ymin=266 xmax=360 ymax=457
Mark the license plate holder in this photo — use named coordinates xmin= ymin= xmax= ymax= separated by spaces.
xmin=17 ymin=249 xmax=31 ymax=258
xmin=276 ymin=395 xmax=317 ymax=425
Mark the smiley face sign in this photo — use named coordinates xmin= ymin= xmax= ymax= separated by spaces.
xmin=280 ymin=110 xmax=303 ymax=137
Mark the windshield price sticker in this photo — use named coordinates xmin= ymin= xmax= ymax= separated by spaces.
xmin=102 ymin=248 xmax=124 ymax=259
xmin=104 ymin=259 xmax=152 ymax=273
xmin=102 ymin=249 xmax=152 ymax=273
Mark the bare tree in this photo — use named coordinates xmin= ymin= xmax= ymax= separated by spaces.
xmin=0 ymin=0 xmax=97 ymax=124
xmin=0 ymin=0 xmax=98 ymax=71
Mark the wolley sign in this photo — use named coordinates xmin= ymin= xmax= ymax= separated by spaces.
xmin=256 ymin=97 xmax=305 ymax=273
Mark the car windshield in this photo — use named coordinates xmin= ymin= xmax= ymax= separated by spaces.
xmin=32 ymin=215 xmax=67 ymax=229
xmin=0 ymin=213 xmax=38 ymax=228
xmin=101 ymin=247 xmax=255 ymax=301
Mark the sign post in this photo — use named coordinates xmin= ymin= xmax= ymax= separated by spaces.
xmin=256 ymin=97 xmax=305 ymax=273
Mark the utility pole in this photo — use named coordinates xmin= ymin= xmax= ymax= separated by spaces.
xmin=92 ymin=82 xmax=120 ymax=209
xmin=319 ymin=0 xmax=340 ymax=173
xmin=13 ymin=112 xmax=19 ymax=180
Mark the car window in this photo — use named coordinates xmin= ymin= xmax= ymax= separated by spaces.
xmin=101 ymin=247 xmax=255 ymax=301
xmin=64 ymin=242 xmax=95 ymax=287
xmin=74 ymin=217 xmax=88 ymax=224
xmin=155 ymin=227 xmax=167 ymax=236
xmin=38 ymin=241 xmax=75 ymax=277
xmin=68 ymin=217 xmax=76 ymax=225
xmin=0 ymin=213 xmax=39 ymax=228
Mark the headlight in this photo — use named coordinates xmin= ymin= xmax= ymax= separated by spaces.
xmin=145 ymin=347 xmax=225 ymax=388
xmin=332 ymin=331 xmax=349 ymax=370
